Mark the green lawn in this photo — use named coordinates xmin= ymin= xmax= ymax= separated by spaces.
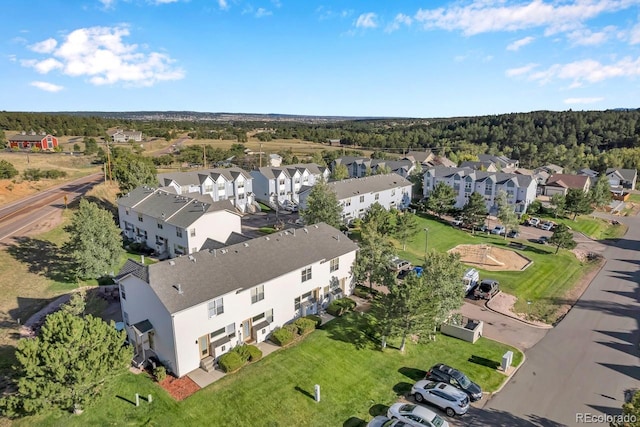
xmin=395 ymin=214 xmax=602 ymax=323
xmin=15 ymin=313 xmax=522 ymax=427
xmin=551 ymin=215 xmax=626 ymax=240
xmin=628 ymin=193 xmax=640 ymax=203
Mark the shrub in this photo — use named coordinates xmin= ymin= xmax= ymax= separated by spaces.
xmin=283 ymin=323 xmax=298 ymax=335
xmin=218 ymin=351 xmax=245 ymax=373
xmin=42 ymin=169 xmax=67 ymax=179
xmin=23 ymin=168 xmax=43 ymax=181
xmin=153 ymin=366 xmax=166 ymax=382
xmin=231 ymin=344 xmax=252 ymax=362
xmin=0 ymin=160 xmax=18 ymax=179
xmin=271 ymin=327 xmax=295 ymax=347
xmin=353 ymin=286 xmax=376 ymax=299
xmin=246 ymin=345 xmax=262 ymax=362
xmin=303 ymin=314 xmax=322 ymax=328
xmin=326 ymin=298 xmax=357 ymax=317
xmin=293 ymin=317 xmax=316 ymax=335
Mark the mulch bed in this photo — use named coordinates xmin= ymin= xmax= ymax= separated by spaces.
xmin=157 ymin=374 xmax=201 ymax=401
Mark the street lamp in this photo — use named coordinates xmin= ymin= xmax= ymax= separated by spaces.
xmin=424 ymin=228 xmax=429 ymax=258
xmin=527 ymin=300 xmax=531 ymax=320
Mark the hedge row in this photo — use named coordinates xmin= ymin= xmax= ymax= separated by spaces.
xmin=271 ymin=317 xmax=320 ymax=347
xmin=326 ymin=297 xmax=357 ymax=317
xmin=218 ymin=344 xmax=263 ymax=373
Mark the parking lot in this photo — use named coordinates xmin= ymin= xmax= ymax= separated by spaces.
xmin=240 ymin=209 xmax=302 ymax=238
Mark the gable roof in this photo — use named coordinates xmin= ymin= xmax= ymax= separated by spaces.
xmin=117 ymin=223 xmax=358 ymax=314
xmin=459 ymin=161 xmax=495 ymax=171
xmin=158 ymin=167 xmax=251 ymax=188
xmin=315 ymin=173 xmax=412 ymax=200
xmin=546 ymin=174 xmax=590 ymax=189
xmin=9 ymin=133 xmax=49 ymax=142
xmin=477 ymin=154 xmax=516 ymax=168
xmin=117 ymin=186 xmax=239 ymax=228
xmin=253 ymin=163 xmax=325 ymax=180
xmin=405 ymin=150 xmax=435 ymax=164
xmin=578 ymin=168 xmax=599 ymax=178
xmin=605 ymin=168 xmax=637 ymax=182
xmin=424 ymin=166 xmax=535 ymax=188
xmin=115 ymin=259 xmax=149 ymax=282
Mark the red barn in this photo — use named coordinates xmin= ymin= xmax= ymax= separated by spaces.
xmin=8 ymin=132 xmax=59 ymax=151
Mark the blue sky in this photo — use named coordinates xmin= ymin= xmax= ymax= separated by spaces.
xmin=2 ymin=0 xmax=640 ymax=117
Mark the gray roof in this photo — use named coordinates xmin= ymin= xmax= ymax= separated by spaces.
xmin=578 ymin=168 xmax=599 ymax=178
xmin=477 ymin=154 xmax=515 ymax=167
xmin=200 ymin=232 xmax=250 ymax=251
xmin=606 ymin=168 xmax=637 ymax=182
xmin=405 ymin=151 xmax=434 ymax=164
xmin=9 ymin=133 xmax=50 ymax=142
xmin=115 ymin=259 xmax=149 ymax=282
xmin=425 ymin=166 xmax=534 ymax=187
xmin=116 ymin=223 xmax=358 ymax=314
xmin=117 ymin=186 xmax=238 ymax=228
xmin=459 ymin=161 xmax=495 ymax=170
xmin=254 ymin=163 xmax=326 ymax=180
xmin=333 ymin=156 xmax=370 ymax=167
xmin=371 ymin=159 xmax=414 ymax=172
xmin=317 ymin=174 xmax=412 ymax=200
xmin=158 ymin=167 xmax=251 ymax=188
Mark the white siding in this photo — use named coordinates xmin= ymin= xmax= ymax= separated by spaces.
xmin=187 ymin=210 xmax=241 ymax=252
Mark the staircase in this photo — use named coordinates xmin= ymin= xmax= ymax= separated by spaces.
xmin=200 ymin=356 xmax=215 ymax=373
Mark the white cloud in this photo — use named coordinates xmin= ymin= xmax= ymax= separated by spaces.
xmin=507 ymin=36 xmax=535 ymax=51
xmin=152 ymin=0 xmax=180 ymax=4
xmin=386 ymin=13 xmax=413 ymax=33
xmin=413 ymin=0 xmax=638 ymax=36
xmin=218 ymin=0 xmax=229 ymax=10
xmin=20 ymin=26 xmax=184 ymax=87
xmin=255 ymin=8 xmax=272 ymax=17
xmin=271 ymin=0 xmax=282 ymax=8
xmin=514 ymin=56 xmax=640 ymax=86
xmin=8 ymin=54 xmax=17 ymax=62
xmin=355 ymin=12 xmax=378 ymax=29
xmin=506 ymin=63 xmax=539 ymax=77
xmin=29 ymin=38 xmax=58 ymax=53
xmin=567 ymin=26 xmax=616 ymax=45
xmin=99 ymin=0 xmax=116 ymax=8
xmin=30 ymin=81 xmax=64 ymax=92
xmin=316 ymin=7 xmax=352 ymax=21
xmin=624 ymin=22 xmax=640 ymax=44
xmin=564 ymin=97 xmax=604 ymax=104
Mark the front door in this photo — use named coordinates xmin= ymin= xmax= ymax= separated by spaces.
xmin=242 ymin=319 xmax=252 ymax=343
xmin=197 ymin=334 xmax=210 ymax=359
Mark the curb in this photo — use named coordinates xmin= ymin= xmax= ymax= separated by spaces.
xmin=491 ymin=343 xmax=526 ymax=396
xmin=484 ymin=295 xmax=553 ymax=330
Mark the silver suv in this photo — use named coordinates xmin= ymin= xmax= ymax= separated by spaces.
xmin=411 ymin=380 xmax=470 ymax=417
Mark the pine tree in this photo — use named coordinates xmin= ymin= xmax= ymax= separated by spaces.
xmin=462 ymin=192 xmax=488 ymax=233
xmin=352 ymin=223 xmax=396 ymax=294
xmin=565 ymin=188 xmax=593 ymax=220
xmin=426 ymin=182 xmax=456 ymax=218
xmin=549 ymin=224 xmax=577 ymax=254
xmin=300 ymin=179 xmax=342 ymax=229
xmin=63 ymin=199 xmax=124 ymax=279
xmin=0 ymin=293 xmax=133 ymax=416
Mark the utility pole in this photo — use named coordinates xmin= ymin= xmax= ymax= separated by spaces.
xmin=106 ymin=142 xmax=113 ymax=183
xmin=259 ymin=143 xmax=263 ymax=168
xmin=203 ymin=145 xmax=207 ymax=169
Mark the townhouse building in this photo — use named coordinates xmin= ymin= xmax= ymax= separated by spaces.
xmin=115 ymin=222 xmax=358 ymax=377
xmin=117 ymin=186 xmax=242 ymax=258
xmin=250 ymin=163 xmax=329 ymax=205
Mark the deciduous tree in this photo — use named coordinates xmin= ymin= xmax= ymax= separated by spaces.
xmin=0 ymin=159 xmax=18 ymax=179
xmin=352 ymin=222 xmax=396 ymax=294
xmin=361 ymin=202 xmax=396 ymax=236
xmin=548 ymin=224 xmax=577 ymax=254
xmin=0 ymin=293 xmax=132 ymax=417
xmin=330 ymin=164 xmax=349 ymax=180
xmin=111 ymin=151 xmax=157 ymax=194
xmin=300 ymin=179 xmax=342 ymax=229
xmin=395 ymin=211 xmax=419 ymax=250
xmin=422 ymin=251 xmax=466 ymax=328
xmin=426 ymin=182 xmax=456 ymax=218
xmin=496 ymin=191 xmax=519 ymax=239
xmin=589 ymin=175 xmax=613 ymax=209
xmin=550 ymin=193 xmax=566 ymax=218
xmin=63 ymin=199 xmax=124 ymax=279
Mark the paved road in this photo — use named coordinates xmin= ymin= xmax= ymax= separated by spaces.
xmin=0 ymin=173 xmax=104 ymax=243
xmin=467 ymin=214 xmax=640 ymax=426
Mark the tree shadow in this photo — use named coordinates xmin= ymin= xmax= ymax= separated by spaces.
xmin=595 ymin=341 xmax=639 ymax=358
xmin=398 ymin=367 xmax=426 ymax=382
xmin=8 ymin=296 xmax=59 ymax=324
xmin=293 ymin=386 xmax=316 ymax=401
xmin=468 ymin=355 xmax=500 ymax=369
xmin=324 ymin=313 xmax=378 ymax=350
xmin=343 ymin=417 xmax=367 ymax=427
xmin=393 ymin=382 xmax=413 ymax=397
xmin=5 ymin=237 xmax=73 ymax=283
xmin=369 ymin=404 xmax=389 ymax=417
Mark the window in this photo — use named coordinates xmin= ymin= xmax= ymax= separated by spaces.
xmin=359 ymin=195 xmax=364 ymax=203
xmin=210 ymin=327 xmax=225 ymax=338
xmin=174 ymin=244 xmax=186 ymax=255
xmin=294 ymin=297 xmax=301 ymax=310
xmin=157 ymin=222 xmax=163 ymax=230
xmin=123 ymin=311 xmax=129 ymax=325
xmin=251 ymin=284 xmax=265 ymax=304
xmin=191 ymin=247 xmax=198 ymax=254
xmin=330 ymin=257 xmax=339 ymax=272
xmin=190 ymin=228 xmax=196 ymax=237
xmin=253 ymin=312 xmax=265 ymax=322
xmin=176 ymin=228 xmax=183 ymax=238
xmin=218 ymin=182 xmax=225 ymax=191
xmin=345 ymin=199 xmax=351 ymax=207
xmin=208 ymin=298 xmax=224 ymax=318
xmin=375 ymin=193 xmax=379 ymax=200
xmin=301 ymin=267 xmax=312 ymax=282
xmin=237 ymin=181 xmax=245 ymax=189
xmin=119 ymin=284 xmax=126 ymax=300
xmin=238 ymin=193 xmax=245 ymax=200
xmin=266 ymin=309 xmax=274 ymax=323
xmin=226 ymin=323 xmax=236 ymax=338
xmin=138 ymin=214 xmax=143 ymax=222
xmin=391 ymin=189 xmax=396 ymax=196
xmin=204 ymin=184 xmax=214 ymax=193
xmin=279 ymin=179 xmax=285 ymax=186
xmin=302 ymin=291 xmax=312 ymax=300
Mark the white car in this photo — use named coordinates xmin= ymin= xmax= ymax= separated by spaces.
xmin=387 ymin=403 xmax=449 ymax=427
xmin=367 ymin=416 xmax=409 ymax=427
xmin=411 ymin=380 xmax=470 ymax=417
xmin=490 ymin=225 xmax=506 ymax=235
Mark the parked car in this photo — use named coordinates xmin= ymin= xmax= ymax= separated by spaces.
xmin=387 ymin=403 xmax=449 ymax=427
xmin=390 ymin=258 xmax=412 ymax=271
xmin=425 ymin=363 xmax=483 ymax=401
xmin=397 ymin=266 xmax=424 ymax=281
xmin=411 ymin=380 xmax=470 ymax=417
xmin=539 ymin=221 xmax=554 ymax=231
xmin=534 ymin=236 xmax=549 ymax=245
xmin=451 ymin=218 xmax=463 ymax=227
xmin=367 ymin=416 xmax=408 ymax=427
xmin=474 ymin=224 xmax=489 ymax=233
xmin=526 ymin=217 xmax=540 ymax=227
xmin=473 ymin=279 xmax=500 ymax=300
xmin=507 ymin=230 xmax=520 ymax=238
xmin=490 ymin=226 xmax=506 ymax=235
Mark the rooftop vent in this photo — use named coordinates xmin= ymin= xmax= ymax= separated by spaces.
xmin=303 ymin=228 xmax=308 ymax=233
xmin=264 ymin=236 xmax=270 ymax=240
xmin=176 ymin=284 xmax=183 ymax=294
xmin=243 ymin=243 xmax=249 ymax=247
xmin=169 ymin=260 xmax=176 ymax=266
xmin=188 ymin=255 xmax=196 ymax=262
xmin=314 ymin=225 xmax=319 ymax=229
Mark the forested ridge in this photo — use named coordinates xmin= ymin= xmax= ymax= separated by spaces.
xmin=1 ymin=110 xmax=639 ymax=171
